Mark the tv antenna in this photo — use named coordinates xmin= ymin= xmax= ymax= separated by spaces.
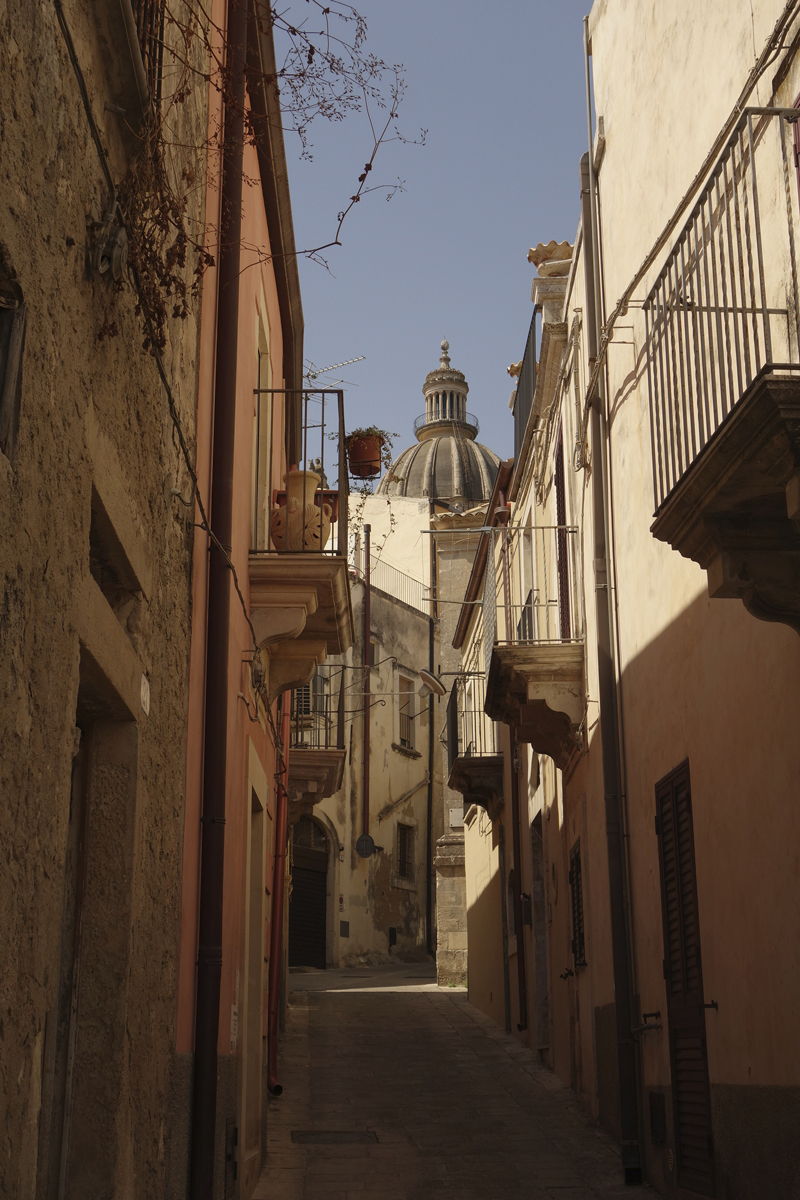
xmin=304 ymin=355 xmax=366 ymax=385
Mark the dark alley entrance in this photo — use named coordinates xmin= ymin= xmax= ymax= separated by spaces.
xmin=255 ymin=964 xmax=655 ymax=1200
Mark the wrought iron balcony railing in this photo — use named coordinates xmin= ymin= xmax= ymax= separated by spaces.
xmin=350 ymin=551 xmax=430 ymax=615
xmin=251 ymin=387 xmax=348 ymax=556
xmin=290 ymin=665 xmax=345 ymax=751
xmin=413 ymin=410 xmax=480 ymax=435
xmin=446 ymin=675 xmax=499 ymax=778
xmin=481 ymin=524 xmax=583 ymax=674
xmin=645 ymin=107 xmax=800 ymax=511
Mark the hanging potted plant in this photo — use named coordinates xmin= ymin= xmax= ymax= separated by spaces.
xmin=345 ymin=426 xmax=394 ymax=479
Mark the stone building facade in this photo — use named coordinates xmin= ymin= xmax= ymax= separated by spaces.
xmin=0 ymin=2 xmax=207 ymax=1197
xmin=455 ymin=2 xmax=800 ymax=1196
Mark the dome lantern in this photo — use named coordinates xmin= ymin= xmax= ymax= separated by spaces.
xmin=378 ymin=341 xmax=500 ymax=508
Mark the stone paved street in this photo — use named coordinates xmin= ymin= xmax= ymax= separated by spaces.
xmin=254 ymin=963 xmax=655 ymax=1200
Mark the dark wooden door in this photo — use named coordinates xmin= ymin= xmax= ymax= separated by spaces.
xmin=655 ymin=761 xmax=715 ymax=1196
xmin=289 ymin=818 xmax=328 ymax=969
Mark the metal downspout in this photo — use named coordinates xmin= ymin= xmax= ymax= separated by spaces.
xmin=496 ymin=490 xmax=528 ymax=1030
xmin=363 ymin=525 xmax=371 ymax=840
xmin=582 ymin=16 xmax=641 ymax=1185
xmin=426 ymin=609 xmax=434 ymax=956
xmin=267 ymin=696 xmax=291 ymax=1094
xmin=509 ymin=726 xmax=528 ymax=1032
xmin=189 ymin=0 xmax=247 ymax=1193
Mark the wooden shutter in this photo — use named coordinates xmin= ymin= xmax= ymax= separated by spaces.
xmin=655 ymin=761 xmax=715 ymax=1196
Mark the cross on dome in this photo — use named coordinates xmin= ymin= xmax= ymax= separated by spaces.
xmin=440 ymin=339 xmax=450 ymax=367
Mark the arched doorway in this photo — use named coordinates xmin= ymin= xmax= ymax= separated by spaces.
xmin=289 ymin=816 xmax=329 ymax=969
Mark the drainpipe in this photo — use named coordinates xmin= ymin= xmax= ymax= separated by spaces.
xmin=267 ymin=695 xmax=291 ymax=1094
xmin=189 ymin=0 xmax=247 ymax=1194
xmin=498 ymin=822 xmax=512 ymax=1036
xmin=582 ymin=18 xmax=641 ymax=1185
xmin=362 ymin=524 xmax=371 ymax=840
xmin=496 ymin=489 xmax=528 ymax=1031
xmin=426 ymin=612 xmax=434 ymax=955
xmin=508 ymin=727 xmax=528 ymax=1032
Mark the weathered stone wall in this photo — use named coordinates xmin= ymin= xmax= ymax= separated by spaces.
xmin=434 ymin=831 xmax=467 ymax=985
xmin=0 ymin=1 xmax=207 ymax=1194
xmin=310 ymin=579 xmax=437 ymax=965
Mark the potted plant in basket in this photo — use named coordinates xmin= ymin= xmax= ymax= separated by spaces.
xmin=345 ymin=426 xmax=396 ymax=479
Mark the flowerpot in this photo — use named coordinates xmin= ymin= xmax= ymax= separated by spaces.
xmin=347 ymin=433 xmax=384 ymax=479
xmin=270 ymin=469 xmax=332 ymax=551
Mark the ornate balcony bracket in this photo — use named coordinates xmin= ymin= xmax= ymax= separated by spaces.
xmin=287 ymin=747 xmax=346 ymax=825
xmin=249 ymin=553 xmax=354 ymax=700
xmin=448 ymin=754 xmax=504 ymax=817
xmin=485 ymin=643 xmax=584 ymax=774
xmin=651 ymin=372 xmax=800 ymax=635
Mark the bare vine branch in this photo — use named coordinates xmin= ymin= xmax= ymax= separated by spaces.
xmin=112 ymin=0 xmax=424 ymax=349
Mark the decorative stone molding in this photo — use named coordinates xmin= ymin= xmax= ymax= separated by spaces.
xmin=651 ymin=371 xmax=800 ymax=634
xmin=249 ymin=554 xmax=354 ymax=699
xmin=484 ymin=643 xmax=584 ymax=775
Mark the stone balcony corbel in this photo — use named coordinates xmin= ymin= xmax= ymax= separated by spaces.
xmin=651 ymin=371 xmax=800 ymax=634
xmin=485 ymin=642 xmax=584 ymax=775
xmin=447 ymin=754 xmax=504 ymax=818
xmin=249 ymin=554 xmax=354 ymax=699
xmin=287 ymin=747 xmax=346 ymax=825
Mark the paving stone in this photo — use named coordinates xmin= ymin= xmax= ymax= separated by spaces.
xmin=256 ymin=964 xmax=656 ymax=1200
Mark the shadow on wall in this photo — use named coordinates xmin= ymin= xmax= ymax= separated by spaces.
xmin=618 ymin=588 xmax=800 ymax=1200
xmin=465 ymin=845 xmax=513 ymax=1033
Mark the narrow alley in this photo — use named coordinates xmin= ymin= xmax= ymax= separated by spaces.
xmin=256 ymin=965 xmax=655 ymax=1200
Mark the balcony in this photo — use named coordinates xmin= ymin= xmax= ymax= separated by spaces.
xmin=350 ymin=552 xmax=431 ymax=616
xmin=286 ymin=667 xmax=346 ymax=824
xmin=413 ymin=409 xmax=480 ymax=439
xmin=482 ymin=525 xmax=585 ymax=774
xmin=645 ymin=108 xmax=800 ymax=631
xmin=446 ymin=676 xmax=503 ymax=815
xmin=249 ymin=389 xmax=354 ymax=699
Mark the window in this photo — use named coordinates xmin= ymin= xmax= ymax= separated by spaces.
xmin=398 ymin=676 xmax=414 ymax=749
xmin=369 ymin=637 xmax=379 ymax=668
xmin=397 ymin=824 xmax=415 ymax=882
xmin=569 ymin=841 xmax=586 ymax=967
xmin=0 ymin=255 xmax=25 ymax=463
xmin=507 ymin=868 xmax=516 ymax=937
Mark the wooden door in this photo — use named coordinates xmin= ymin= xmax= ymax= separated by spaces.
xmin=289 ymin=818 xmax=328 ymax=969
xmin=655 ymin=761 xmax=715 ymax=1196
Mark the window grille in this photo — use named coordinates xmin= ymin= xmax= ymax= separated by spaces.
xmin=397 ymin=824 xmax=415 ymax=881
xmin=569 ymin=841 xmax=586 ymax=967
xmin=398 ymin=677 xmax=414 ymax=749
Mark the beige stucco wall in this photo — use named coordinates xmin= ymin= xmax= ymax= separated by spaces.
xmin=464 ymin=806 xmax=507 ymax=1029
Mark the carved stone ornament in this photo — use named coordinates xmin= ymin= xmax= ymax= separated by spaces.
xmin=485 ymin=643 xmax=584 ymax=776
xmin=271 ymin=468 xmax=332 ymax=552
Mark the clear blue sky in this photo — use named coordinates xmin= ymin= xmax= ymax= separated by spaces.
xmin=278 ymin=1 xmax=591 ymax=462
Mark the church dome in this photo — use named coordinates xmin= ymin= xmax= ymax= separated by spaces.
xmin=377 ymin=340 xmax=500 ymax=507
